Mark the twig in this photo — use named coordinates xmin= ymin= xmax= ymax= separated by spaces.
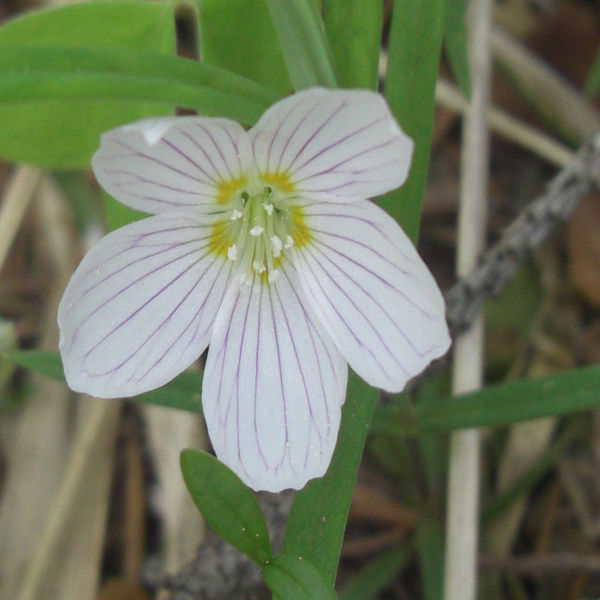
xmin=445 ymin=133 xmax=600 ymax=337
xmin=443 ymin=1 xmax=492 ymax=599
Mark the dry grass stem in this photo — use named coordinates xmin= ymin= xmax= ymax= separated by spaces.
xmin=444 ymin=1 xmax=493 ymax=599
xmin=492 ymin=27 xmax=600 ymax=143
xmin=435 ymin=79 xmax=573 ymax=167
xmin=0 ymin=166 xmax=41 ymax=273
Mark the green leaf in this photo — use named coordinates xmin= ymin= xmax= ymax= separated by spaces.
xmin=417 ymin=365 xmax=600 ymax=432
xmin=371 ymin=365 xmax=600 ymax=436
xmin=180 ymin=449 xmax=273 ymax=566
xmin=265 ymin=0 xmax=337 ymax=90
xmin=340 ymin=544 xmax=411 ymax=600
xmin=416 ymin=512 xmax=444 ymax=600
xmin=4 ymin=350 xmax=202 ymax=413
xmin=585 ymin=42 xmax=600 ymax=97
xmin=0 ymin=0 xmax=175 ymax=168
xmin=0 ymin=46 xmax=279 ymax=129
xmin=323 ymin=0 xmax=383 ymax=89
xmin=444 ymin=0 xmax=471 ymax=98
xmin=196 ymin=0 xmax=291 ymax=95
xmin=381 ymin=0 xmax=445 ymax=240
xmin=262 ymin=554 xmax=337 ymax=600
xmin=283 ymin=373 xmax=377 ymax=585
xmin=5 ymin=350 xmax=65 ymax=381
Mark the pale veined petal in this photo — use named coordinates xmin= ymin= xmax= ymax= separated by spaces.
xmin=92 ymin=116 xmax=253 ymax=214
xmin=249 ymin=87 xmax=413 ymax=202
xmin=202 ymin=268 xmax=347 ymax=492
xmin=292 ymin=200 xmax=451 ymax=393
xmin=58 ymin=210 xmax=237 ymax=398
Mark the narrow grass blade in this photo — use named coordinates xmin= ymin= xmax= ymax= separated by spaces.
xmin=323 ymin=0 xmax=383 ymax=89
xmin=265 ymin=0 xmax=337 ymax=89
xmin=262 ymin=554 xmax=337 ymax=600
xmin=5 ymin=350 xmax=202 ymax=413
xmin=283 ymin=373 xmax=377 ymax=585
xmin=381 ymin=0 xmax=445 ymax=240
xmin=444 ymin=0 xmax=471 ymax=98
xmin=340 ymin=544 xmax=411 ymax=600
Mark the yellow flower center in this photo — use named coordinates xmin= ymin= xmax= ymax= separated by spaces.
xmin=209 ymin=172 xmax=310 ymax=284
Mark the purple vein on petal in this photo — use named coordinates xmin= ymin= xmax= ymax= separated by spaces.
xmin=283 ymin=267 xmax=338 ymax=425
xmin=266 ymin=283 xmax=293 ymax=475
xmin=194 ymin=124 xmax=236 ymax=182
xmin=80 ymin=246 xmax=219 ymax=364
xmin=285 ymin=101 xmax=347 ymax=175
xmin=160 ymin=137 xmax=220 ymax=185
xmin=108 ymin=140 xmax=207 ymax=185
xmin=264 ymin=98 xmax=307 ymax=172
xmin=272 ymin=279 xmax=326 ymax=468
xmin=134 ymin=257 xmax=233 ymax=382
xmin=290 ymin=117 xmax=387 ymax=177
xmin=216 ymin=122 xmax=244 ymax=176
xmin=309 ymin=234 xmax=438 ymax=317
xmin=299 ymin=247 xmax=409 ymax=377
xmin=307 ymin=243 xmax=436 ymax=360
xmin=274 ymin=100 xmax=320 ymax=174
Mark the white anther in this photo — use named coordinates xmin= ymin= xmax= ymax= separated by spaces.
xmin=284 ymin=235 xmax=294 ymax=248
xmin=270 ymin=235 xmax=283 ymax=258
xmin=230 ymin=209 xmax=243 ymax=221
xmin=252 ymin=260 xmax=266 ymax=273
xmin=239 ymin=272 xmax=251 ymax=287
xmin=250 ymin=225 xmax=264 ymax=237
xmin=267 ymin=269 xmax=280 ymax=284
xmin=262 ymin=203 xmax=274 ymax=216
xmin=227 ymin=244 xmax=238 ymax=261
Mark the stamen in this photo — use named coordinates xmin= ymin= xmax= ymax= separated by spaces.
xmin=284 ymin=235 xmax=294 ymax=249
xmin=230 ymin=209 xmax=243 ymax=221
xmin=270 ymin=235 xmax=283 ymax=258
xmin=268 ymin=269 xmax=280 ymax=284
xmin=250 ymin=225 xmax=264 ymax=237
xmin=227 ymin=244 xmax=238 ymax=261
xmin=262 ymin=203 xmax=274 ymax=216
xmin=253 ymin=260 xmax=266 ymax=273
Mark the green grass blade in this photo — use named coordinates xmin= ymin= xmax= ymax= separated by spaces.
xmin=416 ymin=512 xmax=444 ymax=600
xmin=181 ymin=449 xmax=273 ymax=566
xmin=0 ymin=0 xmax=175 ymax=167
xmin=4 ymin=350 xmax=202 ymax=413
xmin=262 ymin=554 xmax=337 ymax=600
xmin=265 ymin=0 xmax=337 ymax=89
xmin=340 ymin=544 xmax=411 ymax=600
xmin=0 ymin=45 xmax=279 ymax=125
xmin=417 ymin=365 xmax=600 ymax=433
xmin=323 ymin=0 xmax=383 ymax=89
xmin=444 ymin=0 xmax=471 ymax=98
xmin=585 ymin=42 xmax=600 ymax=97
xmin=195 ymin=0 xmax=291 ymax=95
xmin=381 ymin=0 xmax=445 ymax=240
xmin=283 ymin=374 xmax=377 ymax=585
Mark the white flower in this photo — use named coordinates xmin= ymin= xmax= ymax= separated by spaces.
xmin=58 ymin=88 xmax=450 ymax=492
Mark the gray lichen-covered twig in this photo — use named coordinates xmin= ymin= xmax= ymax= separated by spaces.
xmin=445 ymin=134 xmax=600 ymax=337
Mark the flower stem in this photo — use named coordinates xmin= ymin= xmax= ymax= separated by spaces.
xmin=443 ymin=1 xmax=492 ymax=599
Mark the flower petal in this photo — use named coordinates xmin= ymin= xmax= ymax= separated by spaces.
xmin=58 ymin=211 xmax=236 ymax=398
xmin=249 ymin=88 xmax=413 ymax=201
xmin=202 ymin=269 xmax=347 ymax=492
xmin=292 ymin=200 xmax=451 ymax=393
xmin=92 ymin=116 xmax=253 ymax=214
